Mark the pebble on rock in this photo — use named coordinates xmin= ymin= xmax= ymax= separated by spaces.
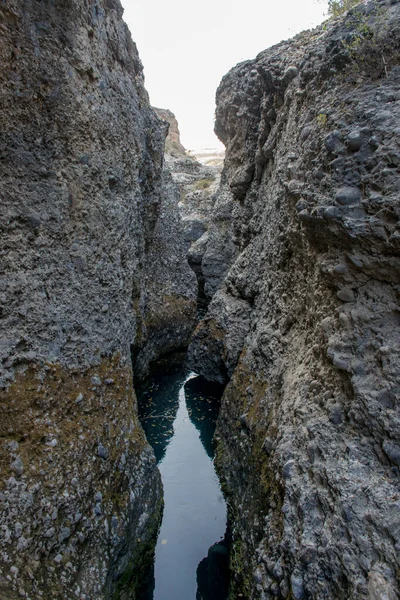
xmin=290 ymin=573 xmax=305 ymax=599
xmin=324 ymin=131 xmax=344 ymax=154
xmin=330 ymin=403 xmax=344 ymax=425
xmin=97 ymin=444 xmax=108 ymax=460
xmin=11 ymin=456 xmax=24 ymax=476
xmin=337 ymin=288 xmax=355 ymax=302
xmin=324 ymin=206 xmax=342 ymax=219
xmin=44 ymin=527 xmax=55 ymax=538
xmin=347 ymin=130 xmax=363 ymax=152
xmin=332 ymin=355 xmax=351 ymax=372
xmin=335 ymin=186 xmax=361 ymax=206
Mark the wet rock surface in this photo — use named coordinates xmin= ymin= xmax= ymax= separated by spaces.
xmin=189 ymin=2 xmax=400 ymax=598
xmin=0 ymin=1 xmax=195 ymax=598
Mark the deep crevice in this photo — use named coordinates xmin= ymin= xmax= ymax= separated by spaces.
xmin=134 ymin=358 xmax=230 ymax=600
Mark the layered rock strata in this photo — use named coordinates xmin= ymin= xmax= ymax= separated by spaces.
xmin=0 ymin=2 xmax=195 ymax=598
xmin=189 ymin=1 xmax=400 ymax=598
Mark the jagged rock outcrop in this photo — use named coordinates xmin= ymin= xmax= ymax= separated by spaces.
xmin=0 ymin=2 xmax=196 ymax=599
xmin=131 ymin=163 xmax=197 ymax=378
xmin=186 ymin=179 xmax=237 ymax=306
xmin=189 ymin=1 xmax=400 ymax=598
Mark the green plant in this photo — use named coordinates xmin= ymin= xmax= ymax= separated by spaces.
xmin=340 ymin=3 xmax=390 ymax=78
xmin=316 ymin=113 xmax=328 ymax=127
xmin=193 ymin=177 xmax=214 ymax=191
xmin=327 ymin=0 xmax=361 ymax=17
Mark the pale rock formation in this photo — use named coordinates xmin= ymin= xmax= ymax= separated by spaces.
xmin=153 ymin=107 xmax=187 ymax=158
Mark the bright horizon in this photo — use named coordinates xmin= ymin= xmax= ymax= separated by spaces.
xmin=121 ymin=0 xmax=330 ymax=151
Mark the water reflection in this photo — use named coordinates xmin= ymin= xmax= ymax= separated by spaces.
xmin=136 ymin=362 xmax=187 ymax=464
xmin=184 ymin=375 xmax=224 ymax=459
xmin=136 ymin=364 xmax=229 ymax=600
xmin=196 ymin=540 xmax=230 ymax=600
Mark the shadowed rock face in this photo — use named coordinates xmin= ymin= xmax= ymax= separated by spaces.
xmin=154 ymin=105 xmax=235 ymax=309
xmin=189 ymin=1 xmax=400 ymax=598
xmin=0 ymin=1 xmax=196 ymax=598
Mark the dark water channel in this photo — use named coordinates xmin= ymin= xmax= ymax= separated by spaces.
xmin=136 ymin=362 xmax=229 ymax=600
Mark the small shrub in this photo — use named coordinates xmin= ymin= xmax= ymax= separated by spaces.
xmin=316 ymin=113 xmax=328 ymax=127
xmin=193 ymin=177 xmax=214 ymax=191
xmin=327 ymin=0 xmax=361 ymax=16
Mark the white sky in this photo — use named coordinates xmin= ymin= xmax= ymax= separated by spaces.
xmin=121 ymin=0 xmax=329 ymax=151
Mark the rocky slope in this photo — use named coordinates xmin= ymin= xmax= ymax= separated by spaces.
xmin=188 ymin=1 xmax=400 ymax=598
xmin=0 ymin=2 xmax=196 ymax=598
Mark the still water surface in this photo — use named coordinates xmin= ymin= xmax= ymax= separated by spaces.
xmin=136 ymin=363 xmax=229 ymax=600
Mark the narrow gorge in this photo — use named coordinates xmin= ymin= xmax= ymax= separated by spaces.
xmin=0 ymin=1 xmax=399 ymax=599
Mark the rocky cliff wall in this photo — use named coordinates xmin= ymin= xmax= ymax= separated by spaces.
xmin=0 ymin=1 xmax=196 ymax=598
xmin=189 ymin=1 xmax=400 ymax=598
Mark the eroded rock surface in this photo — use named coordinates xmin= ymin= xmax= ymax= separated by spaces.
xmin=132 ymin=164 xmax=198 ymax=379
xmin=189 ymin=1 xmax=400 ymax=598
xmin=0 ymin=1 xmax=195 ymax=598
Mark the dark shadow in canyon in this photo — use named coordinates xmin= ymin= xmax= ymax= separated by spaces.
xmin=184 ymin=374 xmax=225 ymax=459
xmin=136 ymin=359 xmax=188 ymax=464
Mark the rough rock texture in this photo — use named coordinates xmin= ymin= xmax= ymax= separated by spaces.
xmin=188 ymin=178 xmax=238 ymax=305
xmin=174 ymin=157 xmax=230 ymax=306
xmin=189 ymin=1 xmax=400 ymax=598
xmin=132 ymin=164 xmax=197 ymax=378
xmin=0 ymin=2 xmax=195 ymax=598
xmin=152 ymin=108 xmax=234 ymax=307
xmin=168 ymin=154 xmax=235 ymax=307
